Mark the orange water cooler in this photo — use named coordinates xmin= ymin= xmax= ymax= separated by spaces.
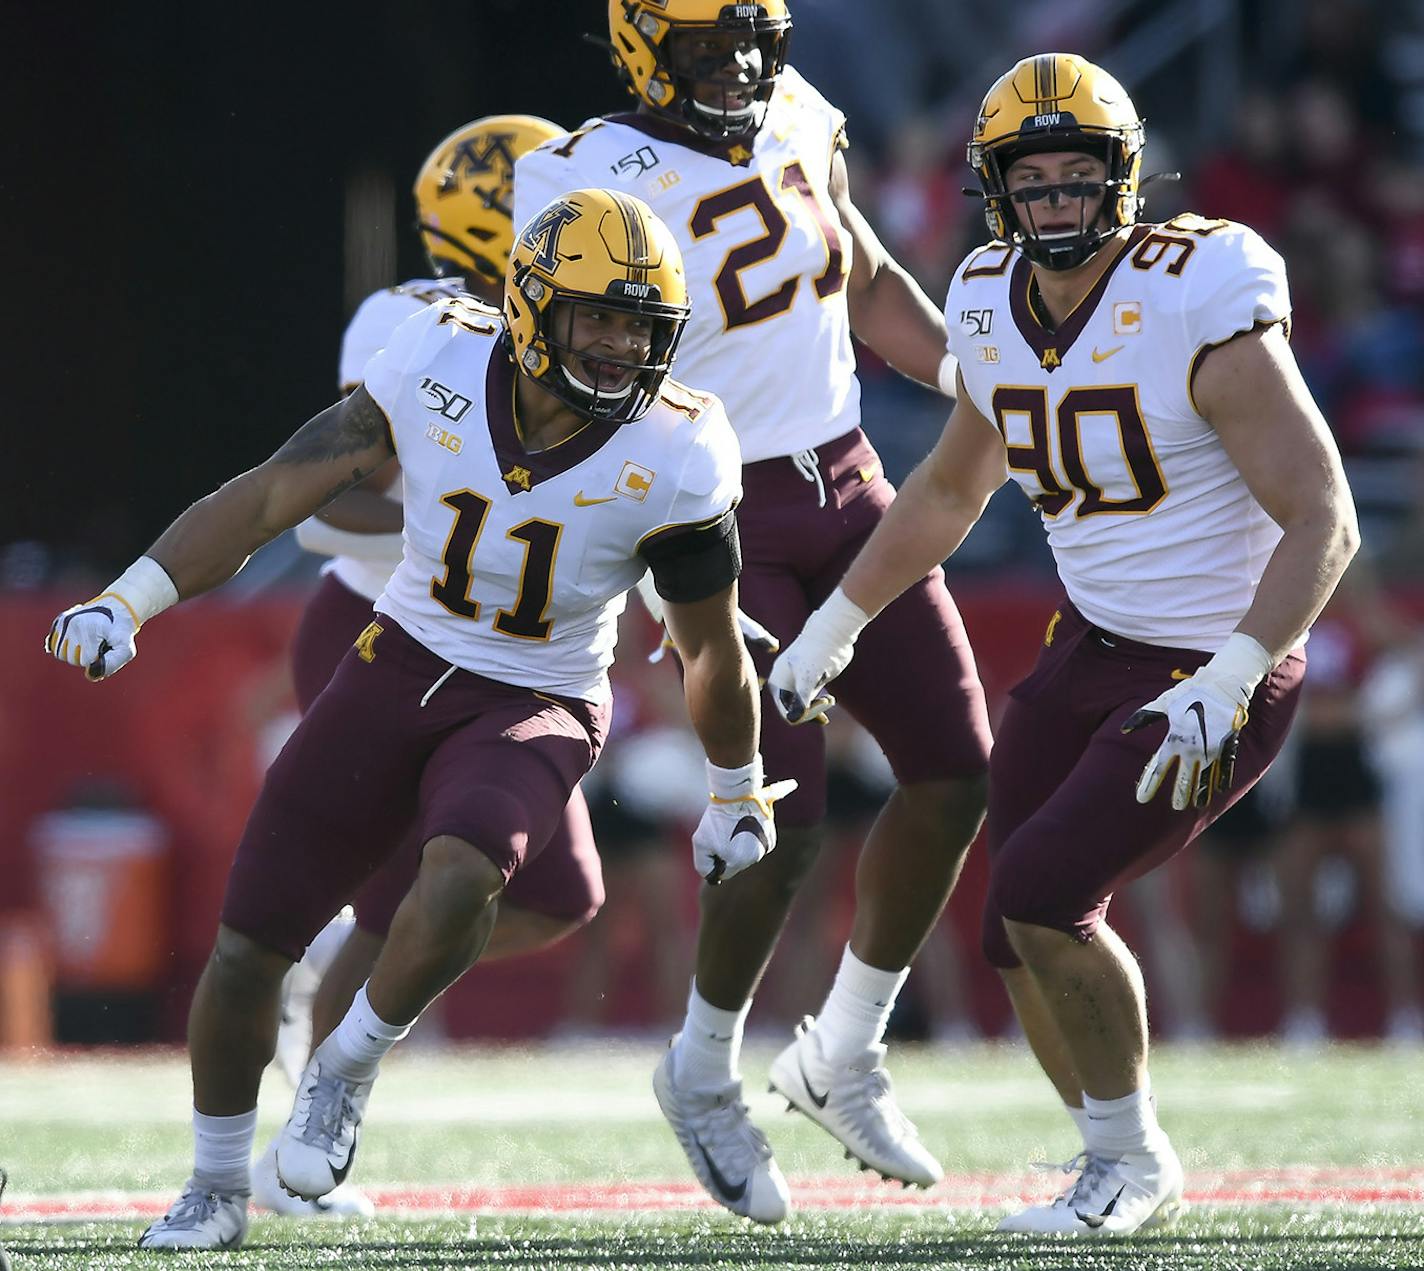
xmin=31 ymin=808 xmax=169 ymax=1042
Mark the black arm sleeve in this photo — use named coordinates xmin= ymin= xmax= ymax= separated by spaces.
xmin=638 ymin=509 xmax=742 ymax=604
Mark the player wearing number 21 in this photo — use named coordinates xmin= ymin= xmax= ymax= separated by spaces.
xmin=45 ymin=189 xmax=795 ymax=1252
xmin=771 ymin=54 xmax=1358 ymax=1236
xmin=515 ymin=0 xmax=994 ymax=1220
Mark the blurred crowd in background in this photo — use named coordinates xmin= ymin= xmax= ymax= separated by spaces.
xmin=4 ymin=0 xmax=1424 ymax=1052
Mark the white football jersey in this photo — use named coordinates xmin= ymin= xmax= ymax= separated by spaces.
xmin=317 ymin=278 xmax=464 ymax=600
xmin=363 ymin=296 xmax=742 ymax=703
xmin=946 ymin=215 xmax=1291 ymax=652
xmin=514 ymin=67 xmax=859 ymax=464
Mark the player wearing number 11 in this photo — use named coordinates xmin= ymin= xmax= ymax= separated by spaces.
xmin=770 ymin=53 xmax=1359 ymax=1236
xmin=46 ymin=188 xmax=795 ymax=1252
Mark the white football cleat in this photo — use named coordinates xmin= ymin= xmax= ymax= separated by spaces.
xmin=998 ymin=1144 xmax=1185 ymax=1236
xmin=653 ymin=1040 xmax=790 ymax=1224
xmin=137 ymin=1179 xmax=249 ymax=1250
xmin=275 ymin=1055 xmax=374 ymax=1202
xmin=252 ymin=1139 xmax=374 ymax=1218
xmin=768 ymin=1017 xmax=942 ymax=1188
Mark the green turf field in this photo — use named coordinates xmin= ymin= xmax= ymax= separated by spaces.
xmin=2 ymin=1040 xmax=1422 ymax=1268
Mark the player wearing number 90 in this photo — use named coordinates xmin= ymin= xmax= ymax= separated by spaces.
xmin=770 ymin=53 xmax=1359 ymax=1236
xmin=47 ymin=188 xmax=795 ymax=1252
xmin=516 ymin=1 xmax=994 ymax=1220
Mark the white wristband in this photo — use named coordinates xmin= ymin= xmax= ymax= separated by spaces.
xmin=1207 ymin=632 xmax=1275 ymax=699
xmin=99 ymin=556 xmax=179 ymax=627
xmin=936 ymin=350 xmax=959 ymax=398
xmin=811 ymin=586 xmax=874 ymax=645
xmin=707 ymin=754 xmax=763 ymax=799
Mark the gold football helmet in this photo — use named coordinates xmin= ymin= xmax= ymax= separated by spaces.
xmin=969 ymin=53 xmax=1145 ymax=270
xmin=414 ymin=114 xmax=565 ymax=286
xmin=506 ymin=189 xmax=690 ymax=423
xmin=607 ymin=0 xmax=792 ymax=139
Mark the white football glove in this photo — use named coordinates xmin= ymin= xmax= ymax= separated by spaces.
xmin=1122 ymin=633 xmax=1275 ymax=811
xmin=767 ymin=587 xmax=872 ymax=726
xmin=692 ymin=756 xmax=798 ymax=885
xmin=43 ymin=556 xmax=178 ymax=682
xmin=633 ymin=571 xmax=780 ymax=665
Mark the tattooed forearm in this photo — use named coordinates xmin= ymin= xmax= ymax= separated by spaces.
xmin=274 ymin=386 xmax=393 ymax=466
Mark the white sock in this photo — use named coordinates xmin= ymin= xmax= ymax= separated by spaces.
xmin=812 ymin=945 xmax=909 ymax=1067
xmin=671 ymin=981 xmax=749 ymax=1090
xmin=192 ymin=1107 xmax=257 ymax=1194
xmin=320 ymin=982 xmax=411 ymax=1081
xmin=1081 ymin=1085 xmax=1162 ymax=1156
xmin=1066 ymin=1102 xmax=1093 ymax=1147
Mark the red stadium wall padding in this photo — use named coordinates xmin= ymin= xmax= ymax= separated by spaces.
xmin=0 ymin=584 xmax=1412 ymax=1043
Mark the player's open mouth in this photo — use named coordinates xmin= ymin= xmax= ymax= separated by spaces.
xmin=695 ymin=87 xmax=755 ymax=117
xmin=578 ymin=356 xmax=634 ymax=390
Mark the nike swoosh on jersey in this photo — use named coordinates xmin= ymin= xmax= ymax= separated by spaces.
xmin=1091 ymin=345 xmax=1124 ymax=363
xmin=696 ymin=1141 xmax=747 ymax=1202
xmin=1170 ymin=668 xmax=1192 ymax=680
xmin=573 ymin=492 xmax=617 ymax=506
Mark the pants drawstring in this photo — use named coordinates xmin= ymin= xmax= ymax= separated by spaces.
xmin=420 ymin=664 xmax=457 ymax=708
xmin=791 ymin=447 xmax=826 ymax=508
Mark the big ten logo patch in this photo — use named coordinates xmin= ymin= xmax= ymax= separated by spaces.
xmin=419 ymin=377 xmax=473 ymax=423
xmin=425 ymin=422 xmax=463 ymax=454
xmin=616 ymin=461 xmax=655 ymax=502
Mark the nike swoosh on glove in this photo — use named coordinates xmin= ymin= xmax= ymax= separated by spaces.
xmin=1122 ymin=632 xmax=1274 ymax=811
xmin=767 ymin=587 xmax=871 ymax=726
xmin=43 ymin=556 xmax=178 ymax=682
xmin=45 ymin=596 xmax=140 ymax=681
xmin=692 ymin=756 xmax=797 ymax=884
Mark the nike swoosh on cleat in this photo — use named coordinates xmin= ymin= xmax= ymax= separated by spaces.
xmin=796 ymin=1053 xmax=830 ymax=1109
xmin=1076 ymin=1184 xmax=1125 ymax=1228
xmin=694 ymin=1140 xmax=747 ymax=1202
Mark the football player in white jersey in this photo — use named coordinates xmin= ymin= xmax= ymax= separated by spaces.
xmin=48 ymin=189 xmax=795 ymax=1251
xmin=255 ymin=113 xmax=614 ymax=1220
xmin=515 ymin=1 xmax=994 ymax=1219
xmin=771 ymin=53 xmax=1359 ymax=1236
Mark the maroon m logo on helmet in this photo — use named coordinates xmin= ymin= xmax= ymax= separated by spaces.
xmin=520 ymin=201 xmax=582 ymax=274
